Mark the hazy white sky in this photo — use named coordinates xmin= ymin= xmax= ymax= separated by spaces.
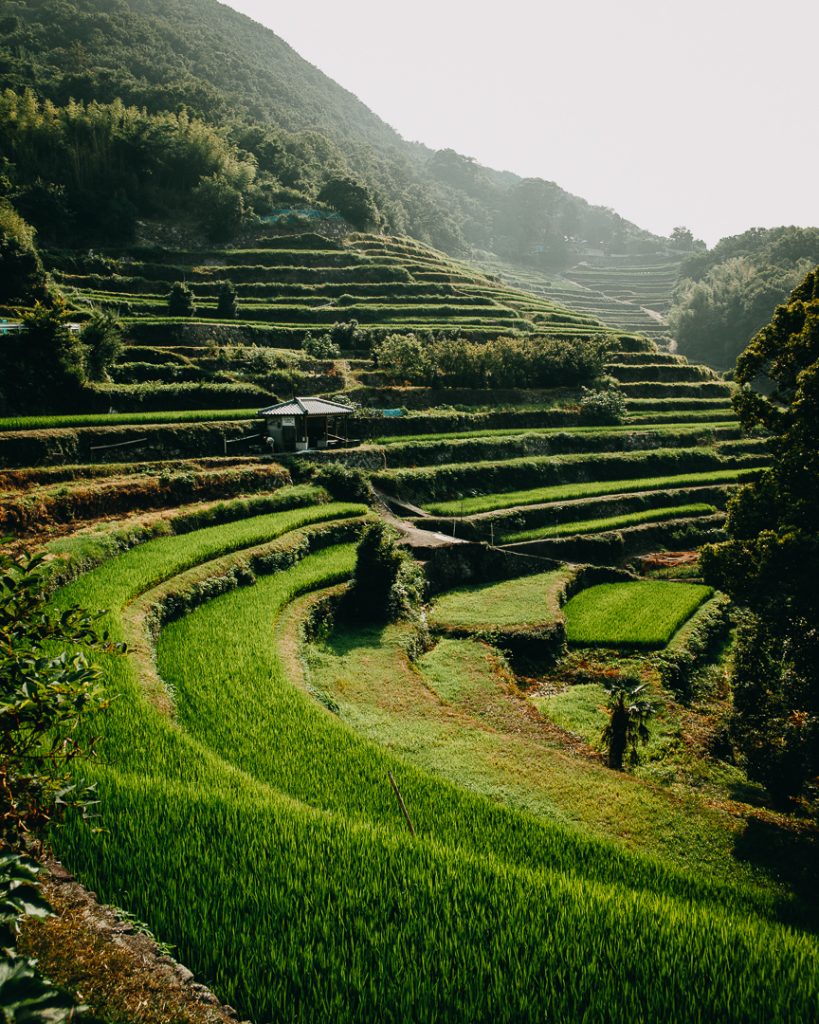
xmin=224 ymin=0 xmax=818 ymax=245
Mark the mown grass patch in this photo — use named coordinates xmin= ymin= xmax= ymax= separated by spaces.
xmin=425 ymin=467 xmax=761 ymax=516
xmin=429 ymin=569 xmax=571 ymax=630
xmin=563 ymin=582 xmax=713 ymax=649
xmin=532 ymin=684 xmax=608 ymax=743
xmin=502 ymin=503 xmax=717 ymax=543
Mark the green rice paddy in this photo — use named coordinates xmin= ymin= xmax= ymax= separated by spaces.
xmin=563 ymin=581 xmax=714 ymax=648
xmin=425 ymin=467 xmax=760 ymax=516
xmin=502 ymin=502 xmax=717 ymax=543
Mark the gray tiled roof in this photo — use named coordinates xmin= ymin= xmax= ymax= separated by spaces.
xmin=257 ymin=396 xmax=354 ymax=417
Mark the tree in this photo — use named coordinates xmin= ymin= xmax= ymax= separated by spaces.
xmin=80 ymin=308 xmax=123 ymax=381
xmin=193 ymin=174 xmax=247 ymax=241
xmin=216 ymin=280 xmax=238 ymax=319
xmin=0 ymin=298 xmax=86 ymax=413
xmin=329 ymin=319 xmax=364 ymax=350
xmin=168 ymin=281 xmax=196 ymax=318
xmin=318 ymin=176 xmax=379 ymax=230
xmin=700 ymin=266 xmax=819 ymax=804
xmin=1 ymin=551 xmax=117 ymax=848
xmin=670 ymin=225 xmax=695 ymax=251
xmin=302 ymin=332 xmax=339 ymax=359
xmin=0 ymin=202 xmax=48 ymax=304
xmin=373 ymin=333 xmax=430 ymax=384
xmin=346 ymin=522 xmax=424 ymax=624
xmin=601 ymin=679 xmax=655 ymax=770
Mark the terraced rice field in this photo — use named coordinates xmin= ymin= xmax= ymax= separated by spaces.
xmin=563 ymin=581 xmax=714 ymax=648
xmin=45 ymin=500 xmax=819 ymax=1022
xmin=501 ymin=502 xmax=717 ymax=543
xmin=7 ymin=220 xmax=806 ymax=1022
xmin=428 ymin=568 xmax=571 ymax=629
xmin=476 ymin=251 xmax=684 ymax=343
xmin=51 ymin=233 xmax=612 ymax=352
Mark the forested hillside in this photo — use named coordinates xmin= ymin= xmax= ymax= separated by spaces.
xmin=668 ymin=226 xmax=819 ymax=368
xmin=0 ymin=0 xmax=664 ymax=260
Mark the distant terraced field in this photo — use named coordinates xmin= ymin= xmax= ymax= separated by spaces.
xmin=476 ymin=250 xmax=686 ymax=344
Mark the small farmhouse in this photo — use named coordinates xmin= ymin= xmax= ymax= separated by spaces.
xmin=258 ymin=396 xmax=355 ymax=453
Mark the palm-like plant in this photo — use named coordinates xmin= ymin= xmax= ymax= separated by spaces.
xmin=601 ymin=679 xmax=655 ymax=770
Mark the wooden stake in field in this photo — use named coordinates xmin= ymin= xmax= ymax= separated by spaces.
xmin=387 ymin=771 xmax=415 ymax=835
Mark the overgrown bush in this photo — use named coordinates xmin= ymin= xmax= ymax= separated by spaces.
xmin=167 ymin=281 xmax=195 ymax=317
xmin=579 ymin=387 xmax=627 ymax=424
xmin=345 ymin=521 xmax=424 ymax=623
xmin=329 ymin=319 xmax=365 ymax=350
xmin=312 ymin=462 xmax=373 ymax=504
xmin=657 ymin=594 xmax=732 ymax=700
xmin=0 ymin=551 xmax=119 ymax=847
xmin=302 ymin=332 xmax=340 ymax=359
xmin=216 ymin=280 xmax=238 ymax=318
xmin=373 ymin=333 xmax=609 ymax=389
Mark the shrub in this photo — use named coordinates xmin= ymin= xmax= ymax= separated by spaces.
xmin=374 ymin=333 xmax=430 ymax=384
xmin=0 ymin=551 xmax=119 ymax=848
xmin=216 ymin=280 xmax=238 ymax=319
xmin=167 ymin=281 xmax=195 ymax=317
xmin=313 ymin=462 xmax=373 ymax=504
xmin=329 ymin=319 xmax=365 ymax=350
xmin=302 ymin=332 xmax=340 ymax=359
xmin=579 ymin=387 xmax=627 ymax=424
xmin=345 ymin=521 xmax=423 ymax=623
xmin=657 ymin=594 xmax=732 ymax=700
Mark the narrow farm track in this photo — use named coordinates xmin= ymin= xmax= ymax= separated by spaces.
xmin=47 ymin=503 xmax=819 ymax=1023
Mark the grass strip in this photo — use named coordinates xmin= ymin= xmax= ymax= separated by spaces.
xmin=425 ymin=467 xmax=761 ymax=516
xmin=372 ymin=420 xmax=737 ymax=446
xmin=502 ymin=503 xmax=717 ymax=543
xmin=0 ymin=409 xmax=260 ymax=431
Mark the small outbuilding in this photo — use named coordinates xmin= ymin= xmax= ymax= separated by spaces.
xmin=258 ymin=396 xmax=355 ymax=453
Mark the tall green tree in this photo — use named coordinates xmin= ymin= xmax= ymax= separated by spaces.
xmin=168 ymin=281 xmax=196 ymax=318
xmin=0 ymin=299 xmax=85 ymax=413
xmin=318 ymin=177 xmax=379 ymax=230
xmin=0 ymin=202 xmax=48 ymax=304
xmin=701 ymin=267 xmax=819 ymax=804
xmin=80 ymin=308 xmax=123 ymax=381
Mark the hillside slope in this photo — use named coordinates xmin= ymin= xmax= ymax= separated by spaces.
xmin=0 ymin=0 xmax=664 ymax=259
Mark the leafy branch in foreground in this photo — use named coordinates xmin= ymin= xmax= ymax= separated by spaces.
xmin=0 ymin=550 xmax=121 ymax=849
xmin=0 ymin=852 xmax=83 ymax=1023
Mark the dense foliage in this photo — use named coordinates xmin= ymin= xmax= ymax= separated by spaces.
xmin=373 ymin=333 xmax=610 ymax=388
xmin=0 ymin=551 xmax=115 ymax=848
xmin=0 ymin=300 xmax=123 ymax=413
xmin=701 ymin=267 xmax=819 ymax=804
xmin=0 ymin=201 xmax=48 ymax=304
xmin=346 ymin=521 xmax=424 ymax=623
xmin=669 ymin=227 xmax=819 ymax=368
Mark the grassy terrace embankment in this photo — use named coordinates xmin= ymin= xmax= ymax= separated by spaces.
xmin=50 ymin=233 xmax=612 ymax=351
